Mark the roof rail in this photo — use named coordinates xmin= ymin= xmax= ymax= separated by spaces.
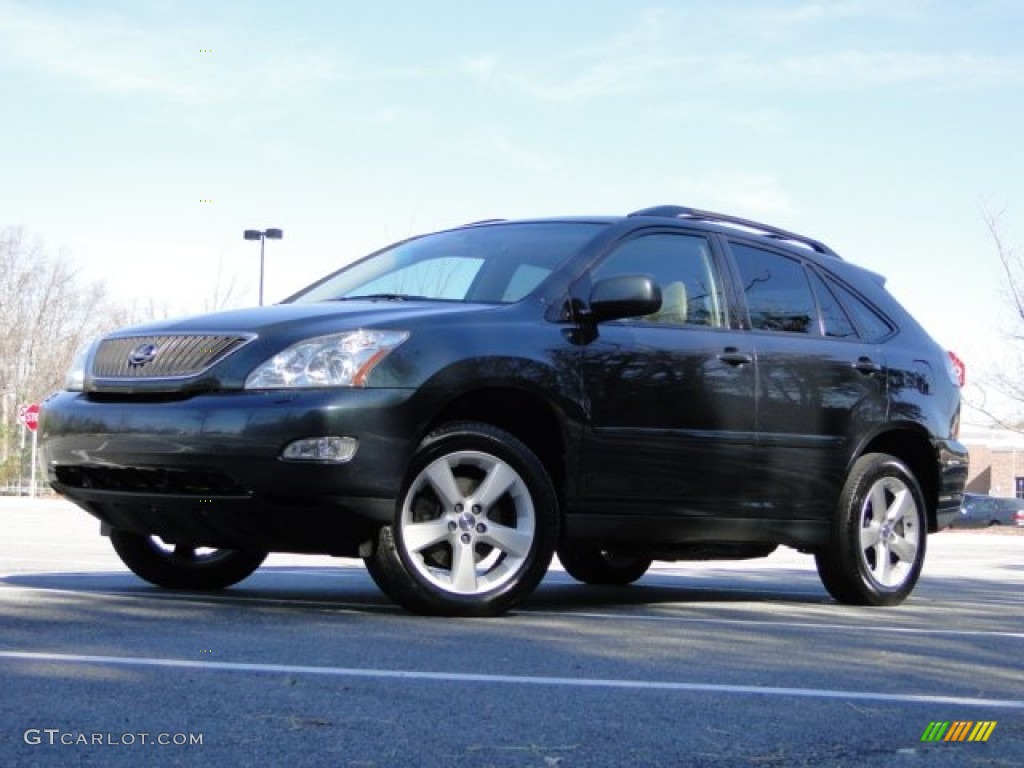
xmin=627 ymin=205 xmax=839 ymax=258
xmin=461 ymin=218 xmax=506 ymax=227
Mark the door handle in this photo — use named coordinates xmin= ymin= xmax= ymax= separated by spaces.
xmin=853 ymin=356 xmax=882 ymax=374
xmin=718 ymin=347 xmax=753 ymax=366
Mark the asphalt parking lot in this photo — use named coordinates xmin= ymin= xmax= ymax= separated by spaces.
xmin=1 ymin=497 xmax=1021 ymax=767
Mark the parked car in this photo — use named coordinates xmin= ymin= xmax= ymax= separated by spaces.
xmin=39 ymin=205 xmax=969 ymax=616
xmin=951 ymin=493 xmax=1024 ymax=528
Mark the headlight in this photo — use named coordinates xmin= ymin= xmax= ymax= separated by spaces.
xmin=244 ymin=329 xmax=409 ymax=389
xmin=64 ymin=340 xmax=97 ymax=391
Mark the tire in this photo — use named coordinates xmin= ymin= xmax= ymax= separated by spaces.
xmin=815 ymin=453 xmax=927 ymax=606
xmin=362 ymin=529 xmax=406 ymax=604
xmin=558 ymin=543 xmax=652 ymax=586
xmin=364 ymin=422 xmax=559 ymax=617
xmin=109 ymin=530 xmax=267 ymax=590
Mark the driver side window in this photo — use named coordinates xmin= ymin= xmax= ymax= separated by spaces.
xmin=591 ymin=233 xmax=725 ymax=327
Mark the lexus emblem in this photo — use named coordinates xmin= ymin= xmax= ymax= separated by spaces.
xmin=127 ymin=342 xmax=159 ymax=368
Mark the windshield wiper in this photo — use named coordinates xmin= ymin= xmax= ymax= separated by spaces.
xmin=334 ymin=293 xmax=431 ymax=302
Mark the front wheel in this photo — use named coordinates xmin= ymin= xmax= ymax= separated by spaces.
xmin=364 ymin=422 xmax=559 ymax=616
xmin=815 ymin=453 xmax=927 ymax=606
xmin=109 ymin=530 xmax=267 ymax=590
xmin=558 ymin=543 xmax=652 ymax=586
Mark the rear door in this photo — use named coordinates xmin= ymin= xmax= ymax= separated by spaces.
xmin=727 ymin=241 xmax=889 ymax=517
xmin=577 ymin=231 xmax=757 ymax=516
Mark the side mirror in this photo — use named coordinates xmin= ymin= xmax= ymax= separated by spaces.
xmin=588 ymin=275 xmax=661 ymax=322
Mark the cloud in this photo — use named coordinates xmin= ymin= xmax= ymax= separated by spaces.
xmin=0 ymin=1 xmax=347 ymax=104
xmin=462 ymin=3 xmax=1023 ymax=103
xmin=463 ymin=55 xmax=499 ymax=84
xmin=498 ymin=8 xmax=679 ymax=103
xmin=474 ymin=132 xmax=561 ymax=177
xmin=770 ymin=50 xmax=1024 ymax=90
xmin=671 ymin=171 xmax=798 ymax=219
xmin=498 ymin=45 xmax=1024 ymax=103
xmin=747 ymin=0 xmax=929 ymax=34
xmin=0 ymin=3 xmax=193 ymax=98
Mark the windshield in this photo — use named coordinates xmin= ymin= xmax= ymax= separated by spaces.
xmin=288 ymin=222 xmax=608 ymax=304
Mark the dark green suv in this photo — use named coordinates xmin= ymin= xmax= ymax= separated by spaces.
xmin=40 ymin=206 xmax=969 ymax=615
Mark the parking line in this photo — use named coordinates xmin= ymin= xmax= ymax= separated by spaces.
xmin=1 ymin=650 xmax=1022 ymax=710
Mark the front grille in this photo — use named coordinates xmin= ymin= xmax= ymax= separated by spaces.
xmin=92 ymin=334 xmax=252 ymax=379
xmin=55 ymin=466 xmax=248 ymax=496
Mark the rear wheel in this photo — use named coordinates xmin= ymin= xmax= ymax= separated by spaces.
xmin=109 ymin=530 xmax=266 ymax=590
xmin=364 ymin=422 xmax=558 ymax=616
xmin=558 ymin=543 xmax=652 ymax=586
xmin=815 ymin=453 xmax=926 ymax=606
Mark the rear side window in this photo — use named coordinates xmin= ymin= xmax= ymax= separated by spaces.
xmin=730 ymin=243 xmax=816 ymax=334
xmin=823 ymin=275 xmax=895 ymax=342
xmin=808 ymin=269 xmax=858 ymax=339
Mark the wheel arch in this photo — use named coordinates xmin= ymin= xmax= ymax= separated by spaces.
xmin=424 ymin=387 xmax=570 ymax=505
xmin=859 ymin=426 xmax=940 ymax=532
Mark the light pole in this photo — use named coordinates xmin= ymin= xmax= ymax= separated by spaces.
xmin=243 ymin=228 xmax=283 ymax=305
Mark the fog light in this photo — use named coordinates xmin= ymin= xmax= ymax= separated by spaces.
xmin=281 ymin=437 xmax=358 ymax=463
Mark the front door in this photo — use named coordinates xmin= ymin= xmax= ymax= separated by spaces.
xmin=577 ymin=231 xmax=757 ymax=516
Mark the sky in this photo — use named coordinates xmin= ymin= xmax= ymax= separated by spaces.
xmin=1 ymin=0 xmax=1023 ymax=424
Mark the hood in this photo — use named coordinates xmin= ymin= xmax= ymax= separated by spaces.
xmin=114 ymin=299 xmax=495 ymax=338
xmin=88 ymin=300 xmax=503 ymax=394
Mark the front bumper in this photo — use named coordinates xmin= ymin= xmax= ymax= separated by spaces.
xmin=40 ymin=388 xmax=421 ymax=554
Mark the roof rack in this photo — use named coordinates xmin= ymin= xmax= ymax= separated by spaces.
xmin=627 ymin=205 xmax=839 ymax=258
xmin=461 ymin=218 xmax=507 ymax=227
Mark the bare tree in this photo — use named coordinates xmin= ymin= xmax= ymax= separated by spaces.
xmin=0 ymin=227 xmax=124 ymax=484
xmin=966 ymin=207 xmax=1024 ymax=429
xmin=201 ymin=253 xmax=247 ymax=313
xmin=0 ymin=227 xmax=253 ymax=487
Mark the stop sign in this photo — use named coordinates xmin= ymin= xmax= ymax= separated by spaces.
xmin=23 ymin=403 xmax=40 ymax=432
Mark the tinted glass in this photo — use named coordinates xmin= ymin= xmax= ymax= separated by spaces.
xmin=290 ymin=222 xmax=607 ymax=304
xmin=591 ymin=233 xmax=725 ymax=327
xmin=731 ymin=244 xmax=817 ymax=334
xmin=825 ymin=275 xmax=894 ymax=342
xmin=502 ymin=263 xmax=551 ymax=302
xmin=353 ymin=256 xmax=483 ymax=300
xmin=808 ymin=268 xmax=858 ymax=339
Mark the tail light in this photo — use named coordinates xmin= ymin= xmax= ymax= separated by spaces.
xmin=1014 ymin=511 xmax=1024 ymax=527
xmin=947 ymin=350 xmax=966 ymax=388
